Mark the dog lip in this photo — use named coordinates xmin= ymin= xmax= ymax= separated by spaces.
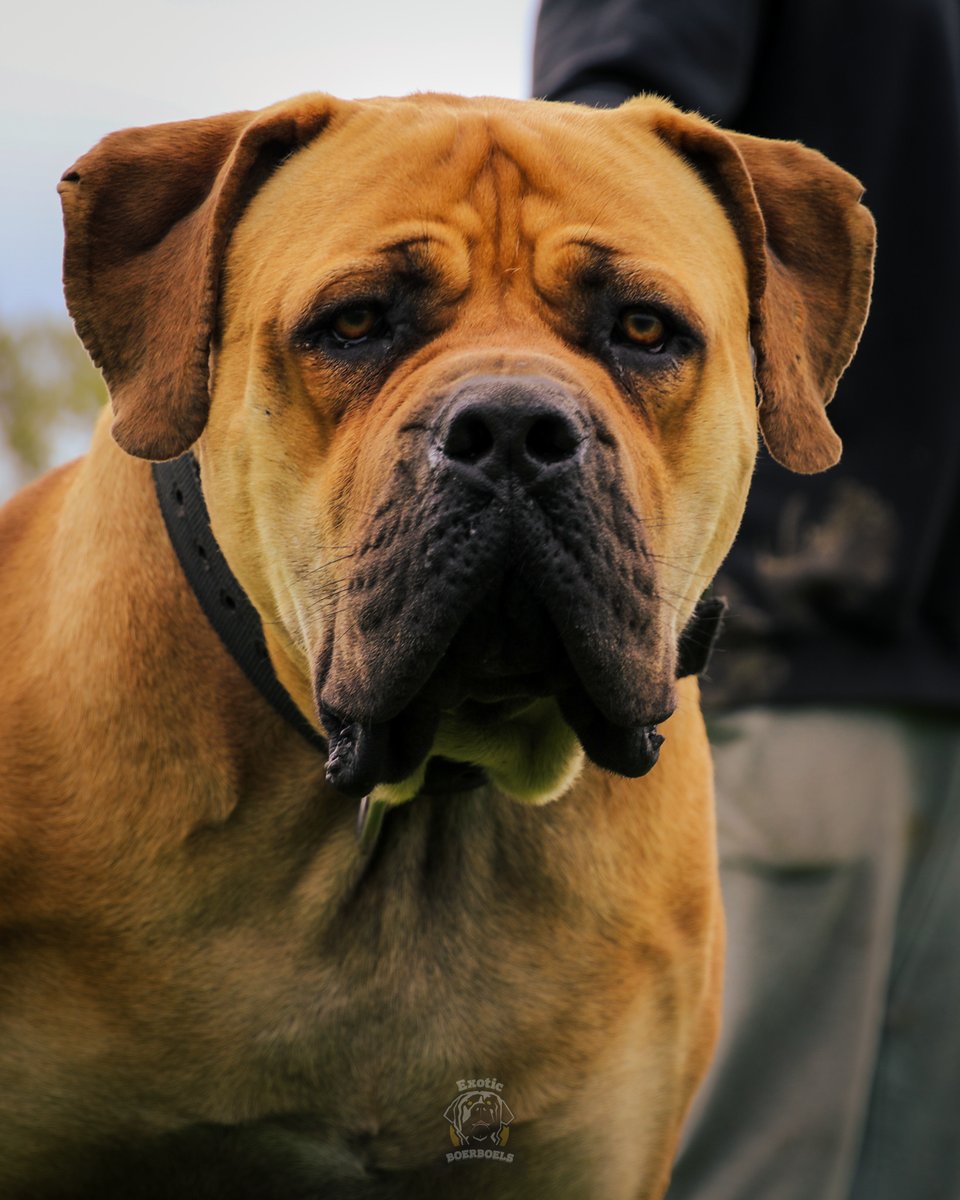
xmin=318 ymin=579 xmax=676 ymax=792
xmin=558 ymin=682 xmax=671 ymax=778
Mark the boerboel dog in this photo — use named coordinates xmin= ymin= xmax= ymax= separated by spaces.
xmin=0 ymin=93 xmax=874 ymax=1198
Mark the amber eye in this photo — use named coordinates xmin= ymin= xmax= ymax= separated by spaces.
xmin=618 ymin=308 xmax=667 ymax=351
xmin=330 ymin=305 xmax=382 ymax=343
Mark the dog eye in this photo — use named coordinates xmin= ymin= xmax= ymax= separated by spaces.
xmin=616 ymin=307 xmax=668 ymax=352
xmin=330 ymin=305 xmax=386 ymax=345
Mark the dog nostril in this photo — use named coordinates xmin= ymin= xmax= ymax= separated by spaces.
xmin=443 ymin=414 xmax=495 ymax=464
xmin=525 ymin=414 xmax=580 ymax=465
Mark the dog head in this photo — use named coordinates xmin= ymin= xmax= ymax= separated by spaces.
xmin=59 ymin=94 xmax=874 ymax=803
xmin=444 ymin=1089 xmax=515 ymax=1148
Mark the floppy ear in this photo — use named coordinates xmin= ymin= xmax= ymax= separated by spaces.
xmin=58 ymin=95 xmax=337 ymax=460
xmin=645 ymin=103 xmax=876 ymax=473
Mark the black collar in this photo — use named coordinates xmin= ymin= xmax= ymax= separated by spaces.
xmin=153 ymin=453 xmax=329 ymax=753
xmin=152 ymin=455 xmax=724 ymax=846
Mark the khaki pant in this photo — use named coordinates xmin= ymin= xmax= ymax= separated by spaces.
xmin=667 ymin=707 xmax=960 ymax=1200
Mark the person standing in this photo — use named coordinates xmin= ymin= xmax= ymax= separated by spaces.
xmin=533 ymin=3 xmax=960 ymax=1198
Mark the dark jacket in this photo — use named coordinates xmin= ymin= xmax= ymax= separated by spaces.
xmin=533 ymin=0 xmax=960 ymax=710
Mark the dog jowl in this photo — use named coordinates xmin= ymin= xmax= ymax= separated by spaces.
xmin=0 ymin=92 xmax=873 ymax=1198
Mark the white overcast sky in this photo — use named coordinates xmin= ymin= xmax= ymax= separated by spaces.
xmin=2 ymin=0 xmax=539 ymax=320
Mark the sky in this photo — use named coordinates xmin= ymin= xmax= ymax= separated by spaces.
xmin=1 ymin=0 xmax=539 ymax=321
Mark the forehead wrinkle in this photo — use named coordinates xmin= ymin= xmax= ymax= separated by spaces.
xmin=488 ymin=112 xmax=695 ymax=285
xmin=236 ymin=107 xmax=560 ymax=321
xmin=377 ymin=235 xmax=436 ymax=256
xmin=454 ymin=126 xmax=547 ymax=290
xmin=497 ymin=105 xmax=741 ymax=265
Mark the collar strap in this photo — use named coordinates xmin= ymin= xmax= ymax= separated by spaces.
xmin=152 ymin=454 xmax=329 ymax=754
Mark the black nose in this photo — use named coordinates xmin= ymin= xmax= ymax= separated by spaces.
xmin=436 ymin=376 xmax=586 ymax=488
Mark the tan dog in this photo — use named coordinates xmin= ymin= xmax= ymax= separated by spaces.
xmin=0 ymin=93 xmax=873 ymax=1198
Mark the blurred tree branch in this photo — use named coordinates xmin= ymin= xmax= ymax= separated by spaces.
xmin=0 ymin=319 xmax=105 ymax=486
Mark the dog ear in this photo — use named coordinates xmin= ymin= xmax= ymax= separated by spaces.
xmin=58 ymin=96 xmax=337 ymax=460
xmin=646 ymin=104 xmax=876 ymax=473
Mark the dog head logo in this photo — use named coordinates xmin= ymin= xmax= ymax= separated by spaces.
xmin=444 ymin=1079 xmax=514 ymax=1149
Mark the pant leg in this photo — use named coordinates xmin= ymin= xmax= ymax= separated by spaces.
xmin=666 ymin=707 xmax=915 ymax=1200
xmin=849 ymin=716 xmax=960 ymax=1200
